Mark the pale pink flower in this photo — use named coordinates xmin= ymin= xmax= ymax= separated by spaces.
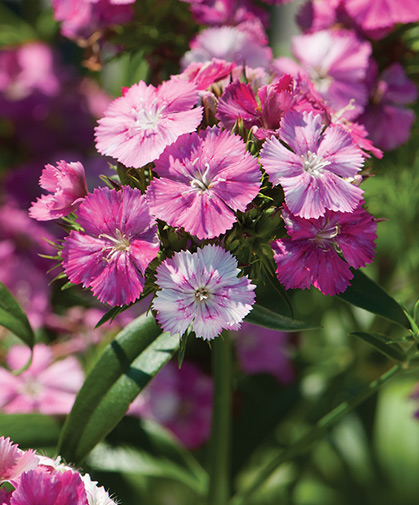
xmin=0 ymin=437 xmax=38 ymax=484
xmin=0 ymin=344 xmax=84 ymax=415
xmin=62 ymin=186 xmax=159 ymax=306
xmin=232 ymin=323 xmax=295 ymax=383
xmin=271 ymin=204 xmax=377 ymax=296
xmin=95 ymin=78 xmax=202 ymax=169
xmin=29 ymin=160 xmax=88 ymax=221
xmin=129 ymin=361 xmax=213 ymax=449
xmin=260 ymin=110 xmax=364 ymax=219
xmin=358 ymin=63 xmax=418 ymax=151
xmin=153 ymin=245 xmax=256 ymax=340
xmin=273 ymin=29 xmax=371 ymax=119
xmin=10 ymin=469 xmax=88 ymax=505
xmin=146 ymin=126 xmax=261 ymax=239
xmin=181 ymin=21 xmax=273 ymax=69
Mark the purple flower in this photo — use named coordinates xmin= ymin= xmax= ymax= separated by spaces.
xmin=0 ymin=344 xmax=84 ymax=415
xmin=358 ymin=63 xmax=418 ymax=151
xmin=153 ymin=245 xmax=256 ymax=340
xmin=95 ymin=78 xmax=202 ymax=169
xmin=62 ymin=186 xmax=159 ymax=306
xmin=29 ymin=161 xmax=88 ymax=221
xmin=0 ymin=437 xmax=38 ymax=484
xmin=271 ymin=204 xmax=377 ymax=296
xmin=260 ymin=110 xmax=364 ymax=219
xmin=128 ymin=361 xmax=213 ymax=449
xmin=146 ymin=126 xmax=261 ymax=239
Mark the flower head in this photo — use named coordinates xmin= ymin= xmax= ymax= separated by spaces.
xmin=153 ymin=245 xmax=256 ymax=340
xmin=0 ymin=437 xmax=38 ymax=484
xmin=146 ymin=126 xmax=261 ymax=239
xmin=29 ymin=160 xmax=88 ymax=221
xmin=260 ymin=110 xmax=364 ymax=219
xmin=95 ymin=78 xmax=202 ymax=168
xmin=271 ymin=204 xmax=377 ymax=295
xmin=62 ymin=186 xmax=159 ymax=306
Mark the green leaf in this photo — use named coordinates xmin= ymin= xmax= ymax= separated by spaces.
xmin=0 ymin=282 xmax=34 ymax=348
xmin=338 ymin=269 xmax=411 ymax=329
xmin=88 ymin=419 xmax=208 ymax=495
xmin=351 ymin=332 xmax=407 ymax=362
xmin=58 ymin=312 xmax=179 ymax=464
xmin=0 ymin=414 xmax=61 ymax=448
xmin=245 ymin=304 xmax=318 ymax=332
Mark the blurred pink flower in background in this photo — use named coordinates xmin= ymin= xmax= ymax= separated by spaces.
xmin=0 ymin=344 xmax=84 ymax=415
xmin=29 ymin=160 xmax=88 ymax=221
xmin=129 ymin=361 xmax=213 ymax=449
xmin=232 ymin=323 xmax=295 ymax=384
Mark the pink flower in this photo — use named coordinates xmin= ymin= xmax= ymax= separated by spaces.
xmin=178 ymin=59 xmax=236 ymax=91
xmin=216 ymin=75 xmax=296 ymax=139
xmin=153 ymin=244 xmax=256 ymax=340
xmin=274 ymin=29 xmax=371 ymax=119
xmin=81 ymin=474 xmax=118 ymax=505
xmin=10 ymin=469 xmax=88 ymax=505
xmin=29 ymin=161 xmax=88 ymax=221
xmin=62 ymin=186 xmax=159 ymax=306
xmin=95 ymin=78 xmax=202 ymax=169
xmin=0 ymin=437 xmax=38 ymax=483
xmin=271 ymin=204 xmax=377 ymax=296
xmin=0 ymin=344 xmax=84 ymax=415
xmin=232 ymin=323 xmax=295 ymax=383
xmin=358 ymin=63 xmax=418 ymax=151
xmin=146 ymin=126 xmax=261 ymax=239
xmin=181 ymin=21 xmax=272 ymax=69
xmin=345 ymin=0 xmax=419 ymax=32
xmin=260 ymin=110 xmax=364 ymax=219
xmin=129 ymin=361 xmax=213 ymax=449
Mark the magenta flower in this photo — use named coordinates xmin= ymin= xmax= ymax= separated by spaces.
xmin=271 ymin=204 xmax=377 ymax=296
xmin=232 ymin=323 xmax=295 ymax=383
xmin=62 ymin=186 xmax=159 ymax=306
xmin=95 ymin=78 xmax=202 ymax=169
xmin=216 ymin=75 xmax=296 ymax=139
xmin=260 ymin=110 xmax=364 ymax=219
xmin=29 ymin=160 xmax=88 ymax=221
xmin=10 ymin=469 xmax=88 ymax=505
xmin=0 ymin=344 xmax=84 ymax=415
xmin=153 ymin=245 xmax=256 ymax=340
xmin=128 ymin=361 xmax=213 ymax=449
xmin=181 ymin=21 xmax=272 ymax=69
xmin=358 ymin=63 xmax=418 ymax=151
xmin=0 ymin=437 xmax=38 ymax=484
xmin=146 ymin=127 xmax=261 ymax=239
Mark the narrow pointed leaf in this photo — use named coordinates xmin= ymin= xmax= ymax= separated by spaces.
xmin=245 ymin=304 xmax=318 ymax=332
xmin=338 ymin=269 xmax=410 ymax=328
xmin=58 ymin=312 xmax=179 ymax=464
xmin=0 ymin=282 xmax=34 ymax=348
xmin=351 ymin=332 xmax=408 ymax=362
xmin=58 ymin=312 xmax=162 ymax=462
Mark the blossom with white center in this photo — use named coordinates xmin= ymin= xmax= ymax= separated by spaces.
xmin=95 ymin=78 xmax=202 ymax=168
xmin=62 ymin=186 xmax=159 ymax=306
xmin=259 ymin=110 xmax=364 ymax=219
xmin=152 ymin=245 xmax=256 ymax=340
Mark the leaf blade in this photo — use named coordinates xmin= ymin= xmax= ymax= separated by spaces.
xmin=0 ymin=282 xmax=34 ymax=348
xmin=245 ymin=304 xmax=318 ymax=332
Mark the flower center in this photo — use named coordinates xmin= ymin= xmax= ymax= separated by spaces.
xmin=312 ymin=221 xmax=341 ymax=250
xmin=129 ymin=99 xmax=166 ymax=133
xmin=19 ymin=378 xmax=43 ymax=398
xmin=310 ymin=67 xmax=332 ymax=94
xmin=190 ymin=162 xmax=213 ymax=192
xmin=99 ymin=229 xmax=131 ymax=260
xmin=195 ymin=287 xmax=210 ymax=302
xmin=302 ymin=151 xmax=331 ymax=177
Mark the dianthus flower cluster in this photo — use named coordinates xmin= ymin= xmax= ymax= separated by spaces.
xmin=33 ymin=0 xmax=418 ymax=343
xmin=0 ymin=436 xmax=118 ymax=505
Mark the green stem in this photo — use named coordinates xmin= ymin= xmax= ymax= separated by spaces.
xmin=229 ymin=363 xmax=404 ymax=505
xmin=207 ymin=332 xmax=232 ymax=505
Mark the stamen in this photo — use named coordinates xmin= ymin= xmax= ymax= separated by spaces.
xmin=302 ymin=151 xmax=331 ymax=176
xmin=195 ymin=287 xmax=210 ymax=302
